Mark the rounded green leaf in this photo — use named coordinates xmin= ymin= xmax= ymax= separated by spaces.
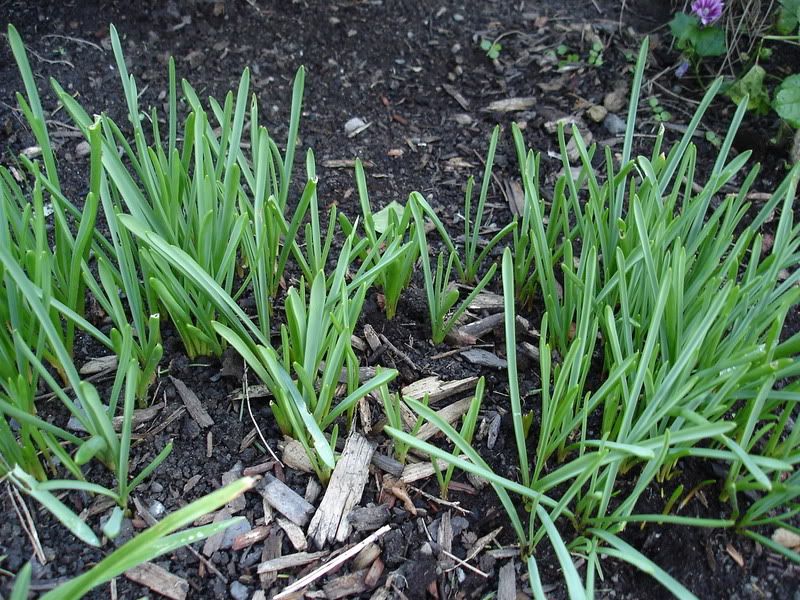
xmin=774 ymin=74 xmax=800 ymax=128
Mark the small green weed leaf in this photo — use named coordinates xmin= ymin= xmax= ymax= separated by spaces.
xmin=774 ymin=74 xmax=800 ymax=128
xmin=777 ymin=0 xmax=800 ymax=34
xmin=694 ymin=27 xmax=726 ymax=57
xmin=669 ymin=12 xmax=698 ymax=47
xmin=372 ymin=201 xmax=405 ymax=234
xmin=726 ymin=65 xmax=770 ymax=114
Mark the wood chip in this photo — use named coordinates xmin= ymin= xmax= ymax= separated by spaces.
xmin=222 ymin=467 xmax=246 ymax=513
xmin=273 ymin=525 xmax=391 ymax=600
xmin=438 ymin=511 xmax=454 ymax=569
xmin=442 ymin=83 xmax=470 ymax=110
xmin=308 ymin=433 xmax=375 ymax=548
xmin=242 ymin=460 xmax=275 ymax=476
xmin=353 ymin=542 xmax=382 ymax=570
xmin=183 ymin=474 xmax=202 ymax=494
xmin=503 ymin=179 xmax=525 ymax=218
xmin=323 ymin=569 xmax=370 ymax=599
xmin=460 ymin=348 xmax=507 ymax=369
xmin=456 ymin=313 xmax=504 ymax=342
xmin=371 ymin=453 xmax=404 ymax=478
xmin=497 ymin=560 xmax=516 ymax=600
xmin=401 ymin=457 xmax=458 ymax=484
xmin=79 ymin=355 xmax=118 ymax=375
xmin=202 ymin=508 xmax=232 ymax=557
xmin=347 ymin=505 xmax=391 ymax=533
xmin=363 ymin=324 xmax=382 ymax=351
xmin=277 ymin=516 xmax=308 ymax=551
xmin=125 ymin=562 xmax=188 ymax=600
xmin=170 ymin=376 xmax=214 ymax=428
xmin=466 ymin=527 xmax=503 ymax=563
xmin=257 ymin=550 xmax=329 ymax=574
xmin=260 ymin=526 xmax=283 ymax=587
xmin=415 ymin=398 xmax=472 ymax=443
xmin=469 ymin=290 xmax=504 ymax=311
xmin=232 ymin=524 xmax=270 ymax=551
xmin=484 ymin=97 xmax=536 ymax=113
xmin=364 ymin=556 xmax=384 ymax=587
xmin=321 ymin=159 xmax=375 ymax=169
xmin=281 ymin=438 xmax=315 ymax=473
xmin=69 ymin=404 xmax=163 ymax=433
xmin=259 ymin=473 xmax=316 ymax=527
xmin=401 ymin=376 xmax=478 ymax=405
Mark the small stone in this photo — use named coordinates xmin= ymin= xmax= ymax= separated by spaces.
xmin=603 ymin=85 xmax=628 ymax=112
xmin=344 ymin=117 xmax=367 ymax=136
xmin=148 ymin=500 xmax=165 ymax=518
xmin=221 ymin=519 xmax=252 ymax=549
xmin=586 ymin=105 xmax=607 ymax=123
xmin=75 ymin=141 xmax=91 ymax=157
xmin=229 ymin=581 xmax=249 ymax=600
xmin=603 ymin=113 xmax=626 ymax=136
xmin=150 ymin=481 xmax=164 ymax=494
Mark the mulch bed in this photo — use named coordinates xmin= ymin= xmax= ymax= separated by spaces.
xmin=1 ymin=1 xmax=799 ymax=598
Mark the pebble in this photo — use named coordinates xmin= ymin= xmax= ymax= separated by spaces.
xmin=586 ymin=104 xmax=608 ymax=123
xmin=150 ymin=481 xmax=164 ymax=494
xmin=229 ymin=581 xmax=249 ymax=600
xmin=344 ymin=117 xmax=367 ymax=136
xmin=603 ymin=113 xmax=626 ymax=136
xmin=75 ymin=141 xmax=90 ymax=157
xmin=148 ymin=500 xmax=166 ymax=518
xmin=221 ymin=519 xmax=252 ymax=549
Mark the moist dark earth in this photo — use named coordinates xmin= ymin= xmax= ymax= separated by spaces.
xmin=1 ymin=1 xmax=799 ymax=598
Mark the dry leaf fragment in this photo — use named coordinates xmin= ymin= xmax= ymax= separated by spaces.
xmin=484 ymin=97 xmax=537 ymax=113
xmin=772 ymin=528 xmax=800 ymax=551
xmin=726 ymin=543 xmax=745 ymax=568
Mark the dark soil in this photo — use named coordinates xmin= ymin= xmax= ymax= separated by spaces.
xmin=1 ymin=1 xmax=799 ymax=599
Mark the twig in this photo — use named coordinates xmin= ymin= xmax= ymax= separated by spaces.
xmin=408 ymin=484 xmax=471 ymax=515
xmin=22 ymin=44 xmax=74 ymax=69
xmin=8 ymin=483 xmax=47 ymax=564
xmin=41 ymin=34 xmax=104 ymax=52
xmin=442 ymin=549 xmax=489 ymax=578
xmin=244 ymin=366 xmax=283 ymax=467
xmin=378 ymin=333 xmax=419 ymax=372
xmin=273 ymin=524 xmax=392 ymax=599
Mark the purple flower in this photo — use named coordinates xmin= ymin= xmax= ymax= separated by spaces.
xmin=675 ymin=60 xmax=690 ymax=78
xmin=691 ymin=0 xmax=724 ymax=25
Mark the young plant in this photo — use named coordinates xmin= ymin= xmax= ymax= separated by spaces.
xmin=431 ymin=377 xmax=485 ymax=500
xmin=34 ymin=25 xmax=306 ymax=358
xmin=480 ymin=38 xmax=502 ymax=60
xmin=338 ymin=159 xmax=419 ymax=319
xmin=9 ymin=477 xmax=254 ymax=599
xmin=121 ymin=217 xmax=401 ymax=483
xmin=409 ymin=193 xmax=497 ymax=344
xmin=391 ymin=37 xmax=800 ymax=597
xmin=6 ymin=25 xmax=101 ymax=363
xmin=378 ymin=383 xmax=427 ymax=464
xmin=0 ymin=250 xmax=172 ymax=530
xmin=215 ymin=241 xmax=399 ymax=483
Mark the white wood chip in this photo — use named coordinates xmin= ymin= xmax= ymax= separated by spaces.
xmin=307 ymin=433 xmax=375 ymax=548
